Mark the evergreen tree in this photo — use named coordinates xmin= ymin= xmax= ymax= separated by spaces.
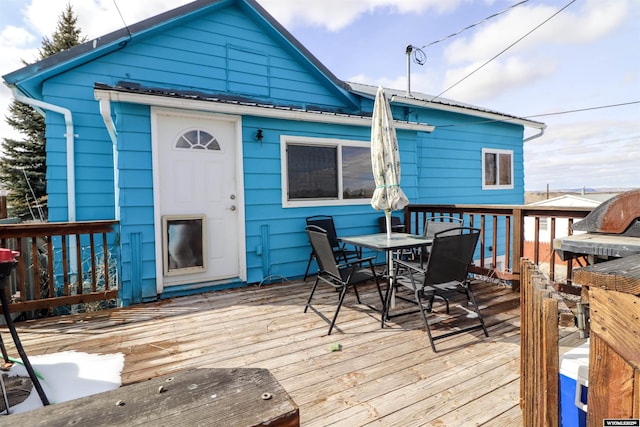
xmin=39 ymin=3 xmax=86 ymax=58
xmin=0 ymin=3 xmax=86 ymax=220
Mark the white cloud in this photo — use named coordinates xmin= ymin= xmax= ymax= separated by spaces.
xmin=441 ymin=55 xmax=555 ymax=102
xmin=436 ymin=0 xmax=632 ymax=103
xmin=0 ymin=25 xmax=39 ymax=141
xmin=445 ymin=1 xmax=629 ymax=65
xmin=347 ymin=73 xmax=405 ymax=92
xmin=259 ymin=0 xmax=471 ymax=32
xmin=23 ymin=0 xmax=193 ymax=40
xmin=524 ymin=116 xmax=640 ymax=190
xmin=0 ymin=25 xmax=35 ymax=46
xmin=0 ymin=25 xmax=39 ymax=70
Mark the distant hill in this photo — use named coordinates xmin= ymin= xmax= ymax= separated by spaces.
xmin=525 ymin=191 xmax=569 ymax=204
xmin=526 ymin=187 xmax=636 ymax=194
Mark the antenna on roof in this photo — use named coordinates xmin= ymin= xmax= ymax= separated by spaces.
xmin=405 ymin=45 xmax=413 ymax=97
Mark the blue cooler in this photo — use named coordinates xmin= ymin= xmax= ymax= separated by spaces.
xmin=559 ymin=340 xmax=589 ymax=427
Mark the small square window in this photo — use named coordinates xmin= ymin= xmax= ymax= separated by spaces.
xmin=482 ymin=148 xmax=513 ymax=190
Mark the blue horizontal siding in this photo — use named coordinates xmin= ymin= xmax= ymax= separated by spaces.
xmin=114 ymin=102 xmax=156 ymax=303
xmin=34 ymin=0 xmax=530 ymax=298
xmin=75 ymin=5 xmax=355 ymax=111
xmin=242 ymin=116 xmax=395 ymax=281
xmin=120 ymin=188 xmax=154 ymax=206
xmin=118 ymin=170 xmax=153 ymax=187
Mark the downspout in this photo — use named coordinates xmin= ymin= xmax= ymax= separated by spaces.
xmin=98 ymin=98 xmax=120 ymax=221
xmin=523 ymin=125 xmax=546 ymax=143
xmin=10 ymin=87 xmax=76 ymax=221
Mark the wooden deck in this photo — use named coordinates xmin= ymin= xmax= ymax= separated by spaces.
xmin=0 ymin=277 xmax=580 ymax=426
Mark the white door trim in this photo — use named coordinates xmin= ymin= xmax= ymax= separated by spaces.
xmin=150 ymin=106 xmax=246 ymax=294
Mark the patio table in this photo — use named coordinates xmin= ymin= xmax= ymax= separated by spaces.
xmin=339 ymin=232 xmax=432 ymax=324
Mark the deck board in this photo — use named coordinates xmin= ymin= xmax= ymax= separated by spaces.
xmin=0 ymin=278 xmax=578 ymax=425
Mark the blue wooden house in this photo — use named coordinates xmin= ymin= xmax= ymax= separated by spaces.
xmin=2 ymin=0 xmax=544 ymax=305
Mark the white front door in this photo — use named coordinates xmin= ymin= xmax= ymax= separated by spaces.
xmin=152 ymin=108 xmax=245 ymax=290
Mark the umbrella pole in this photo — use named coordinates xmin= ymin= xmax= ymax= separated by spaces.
xmin=384 ymin=209 xmax=396 ymax=308
xmin=385 ymin=210 xmax=392 ymax=240
xmin=386 ymin=249 xmax=396 ymax=309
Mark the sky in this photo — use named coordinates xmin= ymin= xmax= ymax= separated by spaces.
xmin=0 ymin=0 xmax=638 ymax=192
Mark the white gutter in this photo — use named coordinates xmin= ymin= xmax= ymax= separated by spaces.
xmin=10 ymin=87 xmax=76 ymax=221
xmin=98 ymin=98 xmax=120 ymax=221
xmin=388 ymin=94 xmax=546 ymax=130
xmin=94 ymin=88 xmax=436 ymax=133
xmin=523 ymin=127 xmax=545 ymax=142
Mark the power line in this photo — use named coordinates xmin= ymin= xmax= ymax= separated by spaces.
xmin=433 ymin=99 xmax=640 ymax=128
xmin=112 ymin=0 xmax=132 ymax=45
xmin=423 ymin=1 xmax=529 ymax=49
xmin=523 ymin=100 xmax=640 ymax=119
xmin=409 ymin=1 xmax=530 ymax=66
xmin=431 ymin=0 xmax=577 ymax=102
xmin=527 ymin=135 xmax=640 ymax=153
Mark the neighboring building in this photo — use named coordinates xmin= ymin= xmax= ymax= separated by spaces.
xmin=2 ymin=0 xmax=544 ymax=305
xmin=523 ymin=192 xmax=618 ymax=280
xmin=524 ymin=193 xmax=619 ymax=243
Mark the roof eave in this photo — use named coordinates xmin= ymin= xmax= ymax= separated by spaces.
xmin=94 ymin=84 xmax=435 ymax=132
xmin=388 ymin=93 xmax=546 ymax=130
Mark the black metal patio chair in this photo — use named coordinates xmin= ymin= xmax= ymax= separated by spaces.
xmin=303 ymin=215 xmax=361 ymax=281
xmin=410 ymin=215 xmax=464 ymax=268
xmin=304 ymin=225 xmax=383 ymax=335
xmin=423 ymin=215 xmax=464 ymax=238
xmin=377 ymin=215 xmax=406 ymax=233
xmin=387 ymin=226 xmax=489 ymax=352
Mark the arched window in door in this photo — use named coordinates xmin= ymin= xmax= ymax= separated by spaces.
xmin=175 ymin=129 xmax=221 ymax=150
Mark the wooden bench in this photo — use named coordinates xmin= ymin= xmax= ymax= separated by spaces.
xmin=5 ymin=367 xmax=299 ymax=426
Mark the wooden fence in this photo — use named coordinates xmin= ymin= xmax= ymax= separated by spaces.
xmin=0 ymin=220 xmax=119 ymax=317
xmin=519 ymin=258 xmax=559 ymax=426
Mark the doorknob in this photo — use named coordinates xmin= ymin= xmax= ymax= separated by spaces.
xmin=229 ymin=205 xmax=237 ymax=211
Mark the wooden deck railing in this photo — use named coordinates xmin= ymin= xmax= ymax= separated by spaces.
xmin=404 ymin=204 xmax=592 ymax=290
xmin=0 ymin=220 xmax=119 ymax=317
xmin=519 ymin=258 xmax=560 ymax=427
xmin=0 ymin=203 xmax=592 ymax=315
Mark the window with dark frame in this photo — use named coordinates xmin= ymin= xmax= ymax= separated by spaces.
xmin=287 ymin=144 xmax=338 ymax=199
xmin=342 ymin=146 xmax=375 ymax=199
xmin=284 ymin=140 xmax=374 ymax=204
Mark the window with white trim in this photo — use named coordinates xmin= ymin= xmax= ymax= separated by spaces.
xmin=281 ymin=136 xmax=374 ymax=207
xmin=482 ymin=148 xmax=513 ymax=190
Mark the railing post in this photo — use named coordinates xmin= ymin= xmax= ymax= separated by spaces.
xmin=549 ymin=217 xmax=556 ymax=281
xmin=405 ymin=203 xmax=590 ymax=291
xmin=512 ymin=207 xmax=524 ymax=291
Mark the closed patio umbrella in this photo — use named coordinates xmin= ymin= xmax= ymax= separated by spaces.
xmin=370 ymin=86 xmax=409 ymax=240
